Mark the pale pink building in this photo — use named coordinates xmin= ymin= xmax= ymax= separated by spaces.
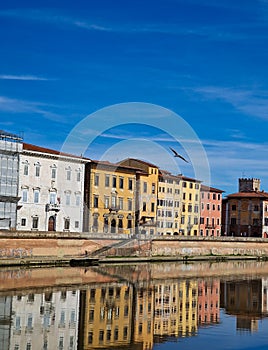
xmin=200 ymin=185 xmax=224 ymax=237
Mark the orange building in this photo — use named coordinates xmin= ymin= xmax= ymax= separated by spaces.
xmin=200 ymin=185 xmax=224 ymax=237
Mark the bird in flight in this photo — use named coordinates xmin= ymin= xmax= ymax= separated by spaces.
xmin=169 ymin=147 xmax=189 ymax=163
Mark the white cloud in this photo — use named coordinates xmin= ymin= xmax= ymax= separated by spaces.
xmin=0 ymin=96 xmax=64 ymax=122
xmin=0 ymin=75 xmax=50 ymax=81
xmin=192 ymin=85 xmax=268 ymax=120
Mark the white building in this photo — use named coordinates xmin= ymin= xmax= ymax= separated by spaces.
xmin=10 ymin=290 xmax=80 ymax=350
xmin=17 ymin=143 xmax=89 ymax=232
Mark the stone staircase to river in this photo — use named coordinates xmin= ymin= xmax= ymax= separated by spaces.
xmin=90 ymin=238 xmax=152 ymax=258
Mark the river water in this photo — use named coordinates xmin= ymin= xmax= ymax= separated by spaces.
xmin=1 ymin=260 xmax=268 ymax=349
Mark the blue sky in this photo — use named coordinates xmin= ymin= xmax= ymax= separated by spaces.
xmin=1 ymin=0 xmax=268 ymax=194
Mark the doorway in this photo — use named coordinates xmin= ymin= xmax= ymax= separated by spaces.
xmin=48 ymin=216 xmax=56 ymax=231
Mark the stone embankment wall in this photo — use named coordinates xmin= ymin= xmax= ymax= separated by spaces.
xmin=1 ymin=232 xmax=268 ymax=260
xmin=151 ymin=237 xmax=268 ymax=258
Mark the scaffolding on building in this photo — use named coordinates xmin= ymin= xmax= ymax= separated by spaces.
xmin=0 ymin=130 xmax=23 ymax=229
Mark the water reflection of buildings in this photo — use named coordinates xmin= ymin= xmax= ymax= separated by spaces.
xmin=198 ymin=279 xmax=220 ymax=326
xmin=78 ymin=283 xmax=134 ymax=349
xmin=10 ymin=290 xmax=79 ymax=350
xmin=220 ymin=279 xmax=263 ymax=332
xmin=4 ymin=276 xmax=268 ymax=350
xmin=0 ymin=296 xmax=12 ymax=350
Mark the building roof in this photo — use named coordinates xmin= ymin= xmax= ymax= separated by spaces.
xmin=201 ymin=184 xmax=224 ymax=193
xmin=227 ymin=191 xmax=268 ymax=199
xmin=118 ymin=158 xmax=159 ymax=169
xmin=90 ymin=159 xmax=147 ymax=174
xmin=181 ymin=175 xmax=202 ymax=183
xmin=23 ymin=143 xmax=91 ymax=161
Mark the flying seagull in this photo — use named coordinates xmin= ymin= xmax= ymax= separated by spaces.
xmin=169 ymin=147 xmax=189 ymax=163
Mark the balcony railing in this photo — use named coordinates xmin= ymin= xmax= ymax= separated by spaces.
xmin=45 ymin=203 xmax=60 ymax=212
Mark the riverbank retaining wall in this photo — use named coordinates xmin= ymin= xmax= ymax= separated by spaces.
xmin=1 ymin=232 xmax=268 ymax=261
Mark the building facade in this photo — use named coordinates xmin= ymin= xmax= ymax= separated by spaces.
xmin=157 ymin=170 xmax=181 ymax=235
xmin=222 ymin=178 xmax=268 ymax=237
xmin=119 ymin=159 xmax=159 ymax=235
xmin=83 ymin=160 xmax=137 ymax=234
xmin=17 ymin=143 xmax=88 ymax=232
xmin=200 ymin=185 xmax=224 ymax=237
xmin=179 ymin=176 xmax=201 ymax=236
xmin=0 ymin=130 xmax=22 ymax=230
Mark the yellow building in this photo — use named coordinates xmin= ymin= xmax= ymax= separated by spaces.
xmin=118 ymin=159 xmax=159 ymax=235
xmin=179 ymin=176 xmax=201 ymax=236
xmin=153 ymin=279 xmax=198 ymax=338
xmin=84 ymin=161 xmax=137 ymax=234
xmin=157 ymin=170 xmax=181 ymax=235
xmin=79 ymin=283 xmax=133 ymax=349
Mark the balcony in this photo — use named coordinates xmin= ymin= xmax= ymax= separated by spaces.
xmin=45 ymin=203 xmax=60 ymax=212
xmin=109 ymin=206 xmax=120 ymax=213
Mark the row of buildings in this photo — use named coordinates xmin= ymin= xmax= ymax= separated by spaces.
xmin=1 ymin=129 xmax=268 ymax=237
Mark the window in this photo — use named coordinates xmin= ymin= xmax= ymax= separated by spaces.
xmin=22 ymin=189 xmax=28 ymax=202
xmin=27 ymin=314 xmax=33 ymax=328
xmin=254 ymin=205 xmax=259 ymax=211
xmin=94 ymin=174 xmax=99 ymax=186
xmin=189 ymin=183 xmax=193 ymax=189
xmin=77 ymin=171 xmax=81 ymax=182
xmin=207 ymin=204 xmax=210 ymax=210
xmin=181 ymin=216 xmax=185 ymax=224
xmin=50 ymin=192 xmax=56 ymax=204
xmin=24 ymin=163 xmax=29 ymax=175
xmin=119 ymin=197 xmax=123 ymax=210
xmin=151 ymin=202 xmax=155 ymax=212
xmin=119 ymin=177 xmax=124 ymax=189
xmin=127 ymin=219 xmax=132 ymax=229
xmin=112 ymin=176 xmax=116 ymax=188
xmin=21 ymin=218 xmax=26 ymax=226
xmin=64 ymin=218 xmax=70 ymax=230
xmin=66 ymin=168 xmax=71 ymax=180
xmin=59 ymin=336 xmax=64 ymax=350
xmin=232 ymin=205 xmax=236 ymax=211
xmin=65 ymin=193 xmax=71 ymax=206
xmin=183 ymin=182 xmax=187 ymax=188
xmin=189 ymin=193 xmax=192 ymax=200
xmin=128 ymin=178 xmax=133 ymax=190
xmin=253 ymin=218 xmax=259 ymax=226
xmin=33 ymin=189 xmax=39 ymax=203
xmin=32 ymin=217 xmax=38 ymax=229
xmin=111 ymin=195 xmax=116 ymax=207
xmin=152 ymin=183 xmax=156 ymax=194
xmin=35 ymin=163 xmax=40 ymax=177
xmin=231 ymin=218 xmax=236 ymax=225
xmin=93 ymin=195 xmax=99 ymax=208
xmin=105 ymin=175 xmax=110 ymax=187
xmin=51 ymin=167 xmax=56 ymax=179
xmin=128 ymin=198 xmax=132 ymax=211
xmin=75 ymin=193 xmax=80 ymax=206
xmin=143 ymin=182 xmax=147 ymax=193
xmin=104 ymin=196 xmax=109 ymax=209
xmin=143 ymin=202 xmax=146 ymax=211
xmin=75 ymin=221 xmax=79 ymax=228
xmin=200 ymin=217 xmax=204 ymax=224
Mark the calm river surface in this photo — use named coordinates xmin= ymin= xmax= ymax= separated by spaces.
xmin=1 ymin=260 xmax=268 ymax=349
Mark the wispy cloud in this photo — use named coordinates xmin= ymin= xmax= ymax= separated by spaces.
xmin=0 ymin=9 xmax=111 ymax=32
xmin=192 ymin=85 xmax=268 ymax=120
xmin=0 ymin=74 xmax=51 ymax=81
xmin=0 ymin=96 xmax=65 ymax=122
